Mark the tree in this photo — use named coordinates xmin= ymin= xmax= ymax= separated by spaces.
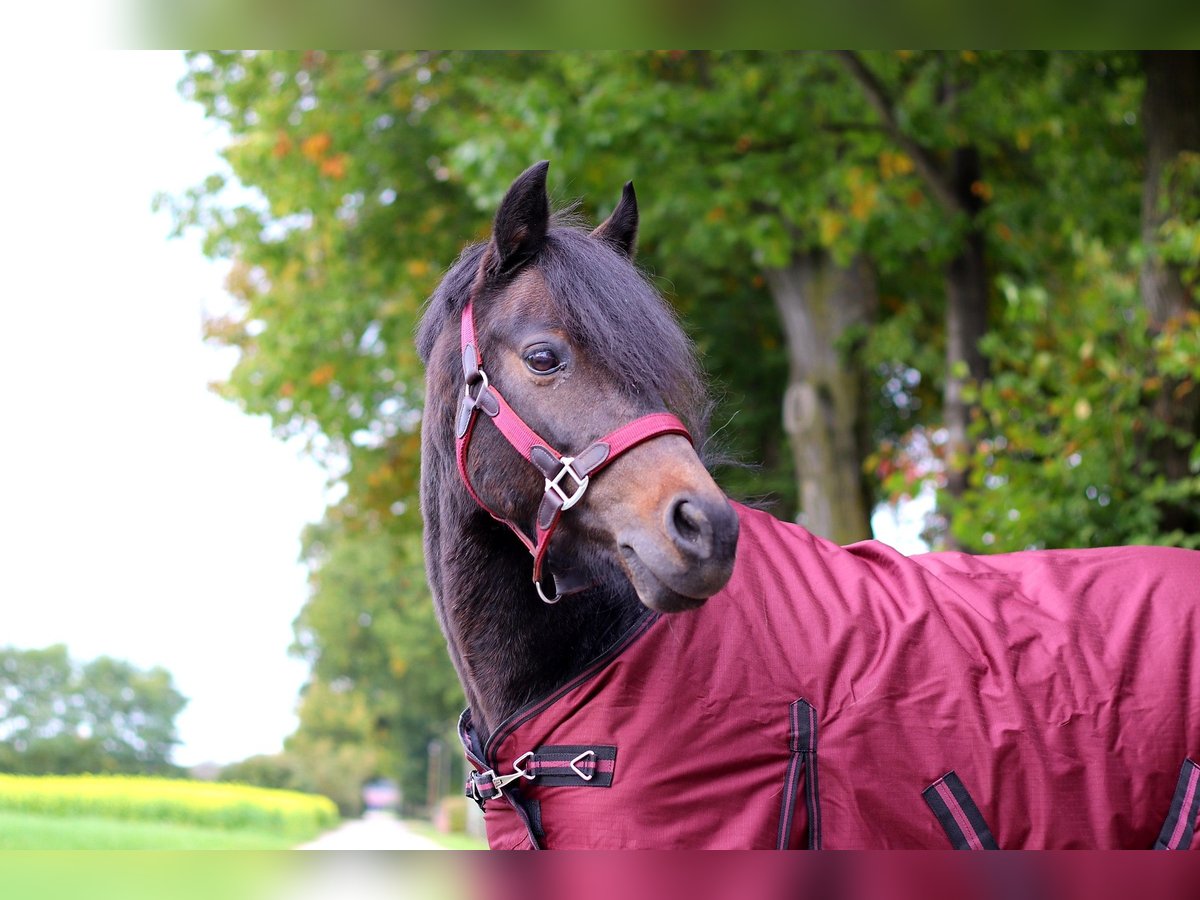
xmin=945 ymin=52 xmax=1200 ymax=550
xmin=836 ymin=52 xmax=992 ymax=525
xmin=431 ymin=52 xmax=1156 ymax=546
xmin=163 ymin=51 xmax=479 ymax=491
xmin=0 ymin=645 xmax=187 ymax=775
xmin=170 ymin=54 xmax=1200 ymax=803
xmin=166 ymin=51 xmax=477 ymax=808
xmin=436 ymin=50 xmax=908 ymax=541
xmin=173 ymin=52 xmax=1200 ymax=547
xmin=218 ymin=752 xmax=307 ymax=791
xmin=289 ymin=510 xmax=463 ymax=810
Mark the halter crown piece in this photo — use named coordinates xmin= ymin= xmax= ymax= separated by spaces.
xmin=454 ymin=295 xmax=692 ymax=603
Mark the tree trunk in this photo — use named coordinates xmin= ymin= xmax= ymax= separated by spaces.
xmin=943 ymin=146 xmax=990 ymax=505
xmin=1141 ymin=52 xmax=1200 ymax=326
xmin=1140 ymin=51 xmax=1200 ymax=532
xmin=765 ymin=250 xmax=877 ymax=545
xmin=832 ymin=53 xmax=992 ymax=547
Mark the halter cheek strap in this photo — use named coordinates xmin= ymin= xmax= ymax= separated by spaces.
xmin=454 ymin=299 xmax=692 ymax=603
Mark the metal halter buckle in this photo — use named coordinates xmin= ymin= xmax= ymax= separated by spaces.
xmin=464 ymin=367 xmax=489 ymax=402
xmin=545 ymin=456 xmax=590 ymax=510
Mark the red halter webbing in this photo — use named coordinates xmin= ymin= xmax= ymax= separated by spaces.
xmin=454 ymin=298 xmax=691 ymax=603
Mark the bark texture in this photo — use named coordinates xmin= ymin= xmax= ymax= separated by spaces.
xmin=943 ymin=146 xmax=990 ymax=502
xmin=766 ymin=251 xmax=877 ymax=544
xmin=1141 ymin=52 xmax=1200 ymax=327
xmin=1140 ymin=51 xmax=1200 ymax=533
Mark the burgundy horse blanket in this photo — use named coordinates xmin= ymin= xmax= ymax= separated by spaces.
xmin=461 ymin=503 xmax=1200 ymax=849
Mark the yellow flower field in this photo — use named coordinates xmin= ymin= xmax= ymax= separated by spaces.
xmin=0 ymin=774 xmax=337 ymax=839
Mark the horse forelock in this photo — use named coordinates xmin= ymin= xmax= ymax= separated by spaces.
xmin=416 ymin=223 xmax=711 ymax=451
xmin=416 ymin=241 xmax=487 ymax=367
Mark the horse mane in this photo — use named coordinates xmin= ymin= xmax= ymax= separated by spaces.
xmin=417 ymin=210 xmax=741 ymax=732
xmin=416 ymin=218 xmax=712 ymax=452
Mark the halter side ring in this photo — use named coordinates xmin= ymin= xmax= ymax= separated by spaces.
xmin=535 ymin=572 xmax=561 ymax=605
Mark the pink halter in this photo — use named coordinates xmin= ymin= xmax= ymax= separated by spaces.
xmin=454 ymin=298 xmax=691 ymax=603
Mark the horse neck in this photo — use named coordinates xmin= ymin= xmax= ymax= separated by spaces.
xmin=422 ymin=433 xmax=645 ymax=742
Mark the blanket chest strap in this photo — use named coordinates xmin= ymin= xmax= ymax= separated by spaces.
xmin=777 ymin=698 xmax=822 ymax=849
xmin=1154 ymin=758 xmax=1200 ymax=850
xmin=923 ymin=771 xmax=1000 ymax=850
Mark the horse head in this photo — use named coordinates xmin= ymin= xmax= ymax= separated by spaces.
xmin=419 ymin=162 xmax=738 ymax=614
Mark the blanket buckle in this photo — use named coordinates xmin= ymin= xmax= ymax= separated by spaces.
xmin=569 ymin=749 xmax=597 ymax=781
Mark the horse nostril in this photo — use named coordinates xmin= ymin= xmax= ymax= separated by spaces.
xmin=673 ymin=501 xmax=700 ymax=541
xmin=668 ymin=498 xmax=714 ymax=558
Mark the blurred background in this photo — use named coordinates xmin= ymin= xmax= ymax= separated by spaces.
xmin=1 ymin=50 xmax=1198 ymax=851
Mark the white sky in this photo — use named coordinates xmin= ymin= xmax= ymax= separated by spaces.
xmin=0 ymin=51 xmax=330 ymax=767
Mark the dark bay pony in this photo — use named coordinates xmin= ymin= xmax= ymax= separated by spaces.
xmin=418 ymin=162 xmax=1200 ymax=849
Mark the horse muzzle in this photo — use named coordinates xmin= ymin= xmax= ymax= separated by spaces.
xmin=617 ymin=492 xmax=739 ymax=613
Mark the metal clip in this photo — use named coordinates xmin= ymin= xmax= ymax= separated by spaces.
xmin=486 ymin=750 xmax=537 ymax=798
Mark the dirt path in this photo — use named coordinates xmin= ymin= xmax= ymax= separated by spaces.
xmin=297 ymin=811 xmax=442 ymax=850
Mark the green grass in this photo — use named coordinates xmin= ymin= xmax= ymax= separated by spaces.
xmin=405 ymin=820 xmax=488 ymax=850
xmin=0 ymin=810 xmax=294 ymax=850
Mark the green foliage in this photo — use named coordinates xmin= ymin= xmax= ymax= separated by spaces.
xmin=434 ymin=794 xmax=468 ymax=834
xmin=170 ymin=51 xmax=473 ymax=813
xmin=169 ymin=53 xmax=1200 ymax=809
xmin=290 ymin=515 xmax=462 ymax=813
xmin=280 ymin=732 xmax=379 ymax=818
xmin=0 ymin=645 xmax=187 ymax=777
xmin=436 ymin=51 xmax=951 ymax=514
xmin=1159 ymin=151 xmax=1200 ymax=291
xmin=172 ymin=52 xmax=1198 ymax=547
xmin=172 ymin=52 xmax=478 ymax=474
xmin=0 ymin=810 xmax=296 ymax=850
xmin=855 ymin=51 xmax=1198 ymax=549
xmin=952 ymin=240 xmax=1200 ymax=551
xmin=217 ymin=752 xmax=307 ymax=792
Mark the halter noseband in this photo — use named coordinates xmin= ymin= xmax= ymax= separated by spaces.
xmin=454 ymin=296 xmax=691 ymax=603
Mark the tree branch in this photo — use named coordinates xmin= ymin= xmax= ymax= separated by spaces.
xmin=833 ymin=51 xmax=963 ymax=217
xmin=367 ymin=51 xmax=438 ymax=98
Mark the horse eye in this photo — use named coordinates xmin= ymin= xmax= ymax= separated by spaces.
xmin=524 ymin=348 xmax=562 ymax=374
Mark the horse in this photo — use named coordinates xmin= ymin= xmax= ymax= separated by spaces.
xmin=417 ymin=162 xmax=1200 ymax=849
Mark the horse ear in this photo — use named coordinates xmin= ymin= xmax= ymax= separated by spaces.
xmin=488 ymin=160 xmax=551 ymax=275
xmin=591 ymin=181 xmax=638 ymax=258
